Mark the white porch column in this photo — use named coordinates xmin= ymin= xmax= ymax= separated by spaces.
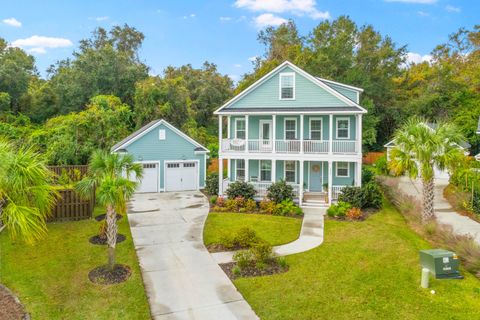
xmin=328 ymin=160 xmax=333 ymax=204
xmin=245 ymin=158 xmax=249 ymax=182
xmin=299 ymin=160 xmax=304 ymax=206
xmin=271 ymin=159 xmax=276 ymax=182
xmin=227 ymin=158 xmax=231 ymax=180
xmin=356 ymin=160 xmax=362 ymax=186
xmin=219 ymin=115 xmax=223 ymax=153
xmin=227 ymin=116 xmax=231 ymax=139
xmin=245 ymin=115 xmax=249 ymax=152
xmin=300 ymin=114 xmax=304 ymax=154
xmin=272 ymin=114 xmax=277 ymax=153
xmin=357 ymin=114 xmax=362 ymax=154
xmin=218 ymin=157 xmax=224 ymax=196
xmin=329 ymin=114 xmax=333 ymax=154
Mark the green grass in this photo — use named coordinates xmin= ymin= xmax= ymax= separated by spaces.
xmin=203 ymin=212 xmax=302 ymax=247
xmin=233 ymin=202 xmax=480 ymax=320
xmin=0 ymin=207 xmax=150 ymax=319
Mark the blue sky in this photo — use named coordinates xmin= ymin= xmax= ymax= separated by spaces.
xmin=0 ymin=0 xmax=477 ymax=81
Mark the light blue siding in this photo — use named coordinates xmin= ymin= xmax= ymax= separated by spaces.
xmin=124 ymin=123 xmax=206 ymax=189
xmin=226 ymin=66 xmax=348 ymax=109
xmin=324 ymin=82 xmax=359 ymax=103
xmin=332 ymin=162 xmax=355 ymax=186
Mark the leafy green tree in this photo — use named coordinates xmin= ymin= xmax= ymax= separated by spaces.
xmin=24 ymin=80 xmax=59 ymax=122
xmin=76 ymin=151 xmax=142 ymax=270
xmin=0 ymin=92 xmax=11 ymax=112
xmin=388 ymin=118 xmax=466 ymax=222
xmin=0 ymin=38 xmax=36 ymax=112
xmin=0 ymin=138 xmax=58 ymax=244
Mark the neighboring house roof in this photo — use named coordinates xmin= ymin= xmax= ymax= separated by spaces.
xmin=214 ymin=61 xmax=367 ymax=115
xmin=111 ymin=119 xmax=209 ymax=153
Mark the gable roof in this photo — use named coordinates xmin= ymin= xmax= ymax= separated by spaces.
xmin=214 ymin=61 xmax=367 ymax=114
xmin=316 ymin=77 xmax=364 ymax=93
xmin=111 ymin=119 xmax=209 ymax=153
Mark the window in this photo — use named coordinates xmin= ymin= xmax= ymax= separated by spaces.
xmin=183 ymin=162 xmax=195 ymax=168
xmin=159 ymin=129 xmax=166 ymax=140
xmin=310 ymin=118 xmax=322 ymax=140
xmin=284 ymin=118 xmax=297 ymax=140
xmin=260 ymin=160 xmax=271 ymax=181
xmin=285 ymin=161 xmax=296 ymax=183
xmin=236 ymin=159 xmax=245 ymax=181
xmin=167 ymin=163 xmax=180 ymax=168
xmin=336 ymin=162 xmax=349 ymax=177
xmin=279 ymin=73 xmax=295 ymax=100
xmin=336 ymin=118 xmax=350 ymax=139
xmin=235 ymin=119 xmax=246 ymax=139
xmin=143 ymin=163 xmax=157 ymax=169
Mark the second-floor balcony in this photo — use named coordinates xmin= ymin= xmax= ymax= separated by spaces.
xmin=221 ymin=138 xmax=358 ymax=154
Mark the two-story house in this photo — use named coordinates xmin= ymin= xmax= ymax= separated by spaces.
xmin=214 ymin=61 xmax=366 ymax=207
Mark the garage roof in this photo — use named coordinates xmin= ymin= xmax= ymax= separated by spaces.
xmin=111 ymin=119 xmax=209 ymax=153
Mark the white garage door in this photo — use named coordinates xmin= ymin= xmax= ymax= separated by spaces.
xmin=136 ymin=163 xmax=159 ymax=193
xmin=165 ymin=161 xmax=198 ymax=192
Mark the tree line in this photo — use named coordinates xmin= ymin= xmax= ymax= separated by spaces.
xmin=0 ymin=17 xmax=479 ymax=164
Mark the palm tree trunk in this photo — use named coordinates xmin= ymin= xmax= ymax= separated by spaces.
xmin=422 ymin=177 xmax=435 ymax=223
xmin=106 ymin=204 xmax=118 ymax=270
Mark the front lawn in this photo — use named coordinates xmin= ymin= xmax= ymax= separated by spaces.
xmin=203 ymin=212 xmax=302 ymax=247
xmin=233 ymin=202 xmax=480 ymax=320
xmin=0 ymin=207 xmax=150 ymax=319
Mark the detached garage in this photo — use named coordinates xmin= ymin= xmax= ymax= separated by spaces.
xmin=111 ymin=119 xmax=209 ymax=193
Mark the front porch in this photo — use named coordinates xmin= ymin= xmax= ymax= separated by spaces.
xmin=219 ymin=158 xmax=362 ymax=206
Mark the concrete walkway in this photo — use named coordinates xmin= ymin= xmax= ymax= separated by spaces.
xmin=211 ymin=207 xmax=325 ymax=264
xmin=398 ymin=177 xmax=480 ymax=244
xmin=127 ymin=192 xmax=258 ymax=320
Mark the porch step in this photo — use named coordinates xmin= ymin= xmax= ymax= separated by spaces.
xmin=302 ymin=200 xmax=329 ymax=208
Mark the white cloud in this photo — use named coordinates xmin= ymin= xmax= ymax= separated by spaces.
xmin=405 ymin=52 xmax=432 ymax=65
xmin=385 ymin=0 xmax=437 ymax=3
xmin=234 ymin=63 xmax=242 ymax=68
xmin=3 ymin=17 xmax=22 ymax=27
xmin=183 ymin=13 xmax=196 ymax=19
xmin=28 ymin=47 xmax=47 ymax=54
xmin=220 ymin=16 xmax=232 ymax=21
xmin=11 ymin=35 xmax=73 ymax=54
xmin=95 ymin=16 xmax=109 ymax=21
xmin=248 ymin=56 xmax=259 ymax=62
xmin=417 ymin=10 xmax=429 ymax=16
xmin=445 ymin=5 xmax=461 ymax=13
xmin=235 ymin=0 xmax=330 ymax=20
xmin=229 ymin=74 xmax=241 ymax=82
xmin=254 ymin=13 xmax=287 ymax=28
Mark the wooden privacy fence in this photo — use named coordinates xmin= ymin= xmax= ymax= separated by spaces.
xmin=363 ymin=152 xmax=385 ymax=165
xmin=47 ymin=165 xmax=95 ymax=222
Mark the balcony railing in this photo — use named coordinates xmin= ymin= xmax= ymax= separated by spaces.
xmin=221 ymin=138 xmax=358 ymax=154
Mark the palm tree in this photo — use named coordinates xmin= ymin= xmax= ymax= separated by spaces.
xmin=0 ymin=138 xmax=58 ymax=244
xmin=76 ymin=150 xmax=142 ymax=270
xmin=389 ymin=117 xmax=466 ymax=223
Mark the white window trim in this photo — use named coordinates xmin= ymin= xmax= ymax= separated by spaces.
xmin=260 ymin=160 xmax=272 ymax=182
xmin=284 ymin=117 xmax=297 ymax=140
xmin=259 ymin=119 xmax=272 ymax=141
xmin=309 ymin=117 xmax=323 ymax=140
xmin=236 ymin=159 xmax=245 ymax=181
xmin=284 ymin=160 xmax=297 ymax=183
xmin=279 ymin=72 xmax=296 ymax=100
xmin=158 ymin=129 xmax=166 ymax=140
xmin=235 ymin=118 xmax=246 ymax=139
xmin=336 ymin=117 xmax=350 ymax=140
xmin=336 ymin=162 xmax=350 ymax=177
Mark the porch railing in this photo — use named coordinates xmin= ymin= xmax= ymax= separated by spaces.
xmin=222 ymin=179 xmax=300 ymax=198
xmin=221 ymin=138 xmax=358 ymax=154
xmin=332 ymin=185 xmax=347 ymax=201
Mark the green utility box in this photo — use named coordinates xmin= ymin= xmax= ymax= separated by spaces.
xmin=419 ymin=249 xmax=463 ymax=279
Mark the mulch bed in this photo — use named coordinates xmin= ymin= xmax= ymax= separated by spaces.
xmin=0 ymin=284 xmax=29 ymax=320
xmin=207 ymin=243 xmax=246 ymax=253
xmin=88 ymin=264 xmax=132 ymax=285
xmin=94 ymin=214 xmax=123 ymax=222
xmin=89 ymin=234 xmax=126 ymax=245
xmin=220 ymin=262 xmax=288 ymax=280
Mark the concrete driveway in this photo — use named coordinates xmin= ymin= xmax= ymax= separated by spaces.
xmin=127 ymin=191 xmax=258 ymax=320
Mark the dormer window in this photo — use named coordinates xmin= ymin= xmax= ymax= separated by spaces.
xmin=279 ymin=72 xmax=295 ymax=100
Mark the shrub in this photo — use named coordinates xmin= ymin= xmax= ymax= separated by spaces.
xmin=327 ymin=201 xmax=351 ymax=218
xmin=338 ymin=182 xmax=382 ymax=209
xmin=233 ymin=250 xmax=255 ymax=269
xmin=338 ymin=186 xmax=363 ymax=208
xmin=205 ymin=172 xmax=219 ymax=195
xmin=233 ymin=227 xmax=259 ymax=247
xmin=259 ymin=199 xmax=277 ymax=215
xmin=232 ymin=266 xmax=241 ymax=277
xmin=209 ymin=195 xmax=217 ymax=205
xmin=346 ymin=207 xmax=362 ymax=220
xmin=374 ymin=155 xmax=389 ymax=175
xmin=277 ymin=199 xmax=303 ymax=216
xmin=225 ymin=198 xmax=238 ymax=212
xmin=362 ymin=166 xmax=375 ymax=184
xmin=251 ymin=240 xmax=274 ymax=264
xmin=245 ymin=199 xmax=257 ymax=212
xmin=278 ymin=256 xmax=288 ymax=269
xmin=219 ymin=233 xmax=236 ymax=249
xmin=266 ymin=180 xmax=295 ymax=203
xmin=226 ymin=181 xmax=256 ymax=200
xmin=215 ymin=196 xmax=225 ymax=207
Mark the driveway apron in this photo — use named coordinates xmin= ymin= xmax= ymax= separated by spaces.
xmin=127 ymin=191 xmax=258 ymax=320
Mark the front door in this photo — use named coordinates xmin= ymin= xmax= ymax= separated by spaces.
xmin=309 ymin=161 xmax=324 ymax=192
xmin=259 ymin=120 xmax=272 ymax=150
